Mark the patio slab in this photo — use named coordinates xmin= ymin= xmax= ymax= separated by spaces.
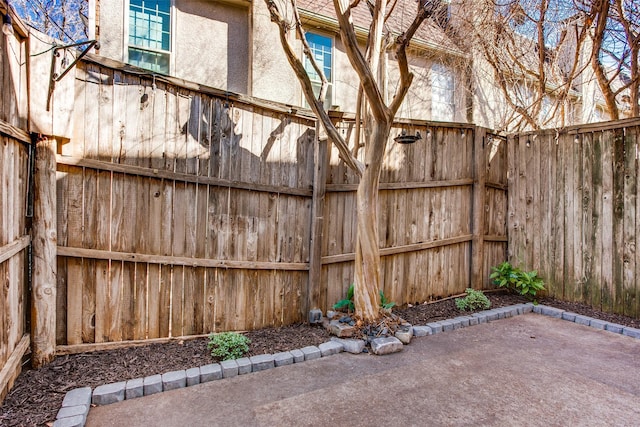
xmin=86 ymin=314 xmax=640 ymax=427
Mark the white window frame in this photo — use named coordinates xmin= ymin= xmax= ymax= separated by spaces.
xmin=123 ymin=0 xmax=174 ymax=74
xmin=303 ymin=31 xmax=333 ymax=110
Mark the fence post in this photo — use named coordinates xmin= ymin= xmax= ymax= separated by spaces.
xmin=31 ymin=135 xmax=57 ymax=368
xmin=307 ymin=122 xmax=328 ymax=315
xmin=471 ymin=127 xmax=487 ymax=289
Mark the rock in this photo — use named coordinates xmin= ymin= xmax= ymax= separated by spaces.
xmin=62 ymin=387 xmax=92 ymax=408
xmin=330 ymin=337 xmax=366 ymax=354
xmin=326 ymin=310 xmax=337 ymax=319
xmin=199 ymin=363 xmax=223 ymax=382
xmin=250 ymin=354 xmax=275 ymax=371
xmin=412 ymin=326 xmax=432 ymax=337
xmin=339 ymin=316 xmax=352 ymax=323
xmin=308 ymin=309 xmax=323 ymax=324
xmin=125 ymin=378 xmax=144 ymax=399
xmin=92 ymin=381 xmax=126 ymax=405
xmin=395 ymin=326 xmax=413 ymax=344
xmin=301 ymin=345 xmax=322 ymax=360
xmin=329 ymin=320 xmax=356 ymax=338
xmin=370 ymin=337 xmax=403 ymax=355
xmin=162 ymin=370 xmax=187 ymax=391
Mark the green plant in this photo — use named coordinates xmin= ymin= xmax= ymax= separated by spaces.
xmin=207 ymin=332 xmax=250 ymax=361
xmin=490 ymin=261 xmax=545 ymax=301
xmin=379 ymin=290 xmax=396 ymax=310
xmin=333 ymin=284 xmax=355 ymax=312
xmin=332 ymin=284 xmax=396 ymax=312
xmin=455 ymin=288 xmax=491 ymax=311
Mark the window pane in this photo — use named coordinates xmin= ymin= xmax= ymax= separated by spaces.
xmin=128 ymin=47 xmax=170 ymax=73
xmin=129 ymin=0 xmax=171 ymax=52
xmin=303 ymin=32 xmax=333 ymax=109
xmin=431 ymin=64 xmax=454 ymax=121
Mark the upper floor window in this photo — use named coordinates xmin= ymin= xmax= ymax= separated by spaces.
xmin=128 ymin=0 xmax=171 ymax=73
xmin=431 ymin=63 xmax=454 ymax=121
xmin=303 ymin=32 xmax=333 ymax=110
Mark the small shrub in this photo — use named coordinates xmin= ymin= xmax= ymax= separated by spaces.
xmin=455 ymin=288 xmax=491 ymax=311
xmin=333 ymin=284 xmax=355 ymax=312
xmin=332 ymin=284 xmax=396 ymax=312
xmin=207 ymin=332 xmax=250 ymax=361
xmin=379 ymin=290 xmax=396 ymax=310
xmin=490 ymin=261 xmax=545 ymax=301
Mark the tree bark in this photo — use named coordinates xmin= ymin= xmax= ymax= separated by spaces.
xmin=32 ymin=136 xmax=57 ymax=368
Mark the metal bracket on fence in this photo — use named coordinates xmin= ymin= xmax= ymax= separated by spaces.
xmin=46 ymin=39 xmax=99 ymax=112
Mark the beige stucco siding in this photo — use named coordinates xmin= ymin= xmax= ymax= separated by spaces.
xmin=175 ymin=0 xmax=249 ymax=92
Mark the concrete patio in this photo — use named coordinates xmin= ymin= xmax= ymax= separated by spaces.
xmin=86 ymin=314 xmax=640 ymax=426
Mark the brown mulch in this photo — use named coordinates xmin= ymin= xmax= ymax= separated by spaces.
xmin=1 ymin=292 xmax=639 ymax=426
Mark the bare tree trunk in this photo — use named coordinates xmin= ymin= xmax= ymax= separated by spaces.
xmin=353 ymin=121 xmax=390 ymax=321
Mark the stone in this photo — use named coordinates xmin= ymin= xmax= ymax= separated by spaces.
xmin=319 ymin=341 xmax=344 ymax=356
xmin=53 ymin=415 xmax=85 ymax=427
xmin=453 ymin=317 xmax=470 ymax=327
xmin=326 ymin=310 xmax=337 ymax=319
xmin=308 ymin=309 xmax=323 ymax=324
xmin=274 ymin=351 xmax=294 ymax=367
xmin=605 ymin=323 xmax=625 ymax=334
xmin=56 ymin=405 xmax=87 ymax=421
xmin=329 ymin=320 xmax=356 ymax=338
xmin=301 ymin=345 xmax=322 ymax=361
xmin=485 ymin=310 xmax=500 ymax=321
xmin=440 ymin=320 xmax=455 ymax=332
xmin=622 ymin=327 xmax=640 ymax=339
xmin=522 ymin=303 xmax=535 ymax=313
xmin=200 ymin=363 xmax=223 ymax=382
xmin=395 ymin=326 xmax=413 ymax=344
xmin=186 ymin=367 xmax=201 ymax=386
xmin=573 ymin=314 xmax=592 ymax=326
xmin=62 ymin=387 xmax=92 ymax=408
xmin=236 ymin=357 xmax=252 ymax=375
xmin=331 ymin=337 xmax=366 ymax=354
xmin=589 ymin=319 xmax=607 ymax=330
xmin=162 ymin=370 xmax=187 ymax=391
xmin=339 ymin=316 xmax=352 ymax=323
xmin=290 ymin=349 xmax=305 ymax=363
xmin=125 ymin=378 xmax=144 ymax=400
xmin=471 ymin=312 xmax=488 ymax=324
xmin=562 ymin=312 xmax=578 ymax=322
xmin=426 ymin=322 xmax=443 ymax=334
xmin=220 ymin=360 xmax=239 ymax=378
xmin=250 ymin=354 xmax=275 ymax=372
xmin=143 ymin=374 xmax=163 ymax=396
xmin=539 ymin=305 xmax=564 ymax=318
xmin=370 ymin=337 xmax=403 ymax=355
xmin=412 ymin=326 xmax=432 ymax=337
xmin=92 ymin=381 xmax=126 ymax=405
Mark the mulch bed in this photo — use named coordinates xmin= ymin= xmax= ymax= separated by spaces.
xmin=1 ymin=292 xmax=638 ymax=426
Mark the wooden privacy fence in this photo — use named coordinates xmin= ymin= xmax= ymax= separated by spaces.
xmin=50 ymin=57 xmax=508 ymax=352
xmin=508 ymin=118 xmax=640 ymax=318
xmin=0 ymin=6 xmax=30 ymax=400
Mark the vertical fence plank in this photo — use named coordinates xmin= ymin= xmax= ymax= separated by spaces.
xmin=622 ymin=126 xmax=637 ymax=317
xmin=472 ymin=126 xmax=486 ymax=288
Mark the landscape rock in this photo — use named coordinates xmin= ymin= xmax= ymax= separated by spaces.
xmin=395 ymin=326 xmax=413 ymax=344
xmin=301 ymin=345 xmax=321 ymax=361
xmin=319 ymin=341 xmax=344 ymax=356
xmin=220 ymin=360 xmax=239 ymax=378
xmin=308 ymin=309 xmax=323 ymax=324
xmin=162 ymin=370 xmax=187 ymax=391
xmin=426 ymin=322 xmax=443 ymax=334
xmin=236 ymin=357 xmax=252 ymax=375
xmin=330 ymin=337 xmax=366 ymax=354
xmin=186 ymin=367 xmax=201 ymax=386
xmin=412 ymin=326 xmax=432 ymax=337
xmin=56 ymin=405 xmax=87 ymax=421
xmin=329 ymin=320 xmax=356 ymax=338
xmin=290 ymin=349 xmax=305 ymax=363
xmin=370 ymin=337 xmax=404 ymax=355
xmin=53 ymin=415 xmax=85 ymax=427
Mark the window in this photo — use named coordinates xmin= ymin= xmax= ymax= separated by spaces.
xmin=303 ymin=32 xmax=332 ymax=110
xmin=431 ymin=63 xmax=454 ymax=121
xmin=128 ymin=0 xmax=171 ymax=73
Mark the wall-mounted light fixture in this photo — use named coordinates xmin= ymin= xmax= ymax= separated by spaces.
xmin=2 ymin=5 xmax=14 ymax=36
xmin=394 ymin=129 xmax=422 ymax=144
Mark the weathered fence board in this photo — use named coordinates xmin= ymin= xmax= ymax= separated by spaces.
xmin=509 ymin=120 xmax=640 ymax=317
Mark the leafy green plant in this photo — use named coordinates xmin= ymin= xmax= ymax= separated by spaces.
xmin=490 ymin=261 xmax=545 ymax=301
xmin=455 ymin=288 xmax=491 ymax=311
xmin=207 ymin=332 xmax=250 ymax=361
xmin=332 ymin=284 xmax=396 ymax=312
xmin=379 ymin=290 xmax=396 ymax=310
xmin=333 ymin=284 xmax=355 ymax=312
